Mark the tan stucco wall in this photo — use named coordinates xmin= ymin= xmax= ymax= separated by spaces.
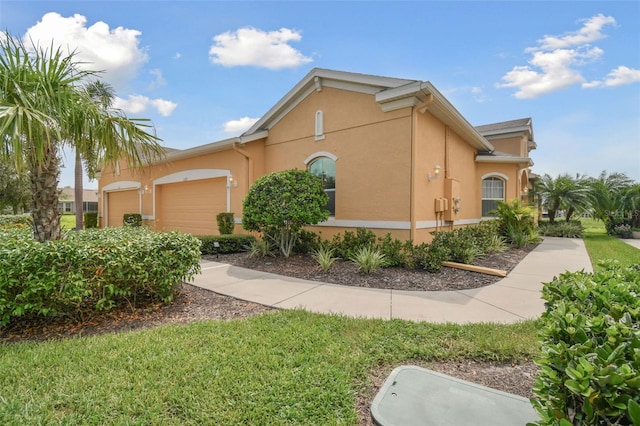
xmin=488 ymin=135 xmax=528 ymax=157
xmin=264 ymin=87 xmax=413 ymax=222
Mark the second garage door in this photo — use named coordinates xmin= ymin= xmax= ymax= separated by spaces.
xmin=159 ymin=178 xmax=227 ymax=234
xmin=107 ymin=190 xmax=139 ymax=227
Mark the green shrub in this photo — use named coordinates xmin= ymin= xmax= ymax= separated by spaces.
xmin=430 ymin=228 xmax=478 ymax=264
xmin=0 ymin=227 xmax=201 ymax=325
xmin=531 ymin=262 xmax=640 ymax=425
xmin=349 ymin=246 xmax=386 ymax=274
xmin=312 ymin=245 xmax=338 ymax=272
xmin=84 ymin=212 xmax=98 ymax=229
xmin=198 ymin=234 xmax=255 ymax=255
xmin=242 ymin=169 xmax=329 ymax=257
xmin=329 ymin=227 xmax=377 ymax=259
xmin=414 ymin=242 xmax=449 ymax=273
xmin=539 ymin=221 xmax=584 ymax=238
xmin=491 ymin=199 xmax=538 ymax=248
xmin=123 ymin=213 xmax=142 ymax=227
xmin=293 ymin=229 xmax=322 ymax=254
xmin=216 ymin=212 xmax=235 ymax=235
xmin=0 ymin=214 xmax=32 ymax=229
xmin=376 ymin=233 xmax=413 ymax=267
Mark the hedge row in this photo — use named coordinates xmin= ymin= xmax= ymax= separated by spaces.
xmin=532 ymin=261 xmax=640 ymax=425
xmin=0 ymin=227 xmax=201 ymax=325
xmin=197 ymin=234 xmax=256 ymax=255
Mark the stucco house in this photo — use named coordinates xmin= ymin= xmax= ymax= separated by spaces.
xmin=97 ymin=68 xmax=535 ymax=244
xmin=58 ymin=187 xmax=99 ymax=214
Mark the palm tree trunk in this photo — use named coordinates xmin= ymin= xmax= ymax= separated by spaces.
xmin=30 ymin=144 xmax=62 ymax=242
xmin=74 ymin=149 xmax=84 ymax=231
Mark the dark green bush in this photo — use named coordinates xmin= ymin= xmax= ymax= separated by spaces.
xmin=328 ymin=227 xmax=377 ymax=259
xmin=531 ymin=262 xmax=640 ymax=425
xmin=216 ymin=212 xmax=235 ymax=235
xmin=198 ymin=234 xmax=256 ymax=255
xmin=84 ymin=212 xmax=98 ymax=229
xmin=430 ymin=228 xmax=478 ymax=264
xmin=123 ymin=213 xmax=142 ymax=227
xmin=538 ymin=221 xmax=583 ymax=238
xmin=411 ymin=242 xmax=447 ymax=273
xmin=293 ymin=229 xmax=322 ymax=254
xmin=376 ymin=233 xmax=413 ymax=267
xmin=0 ymin=227 xmax=201 ymax=325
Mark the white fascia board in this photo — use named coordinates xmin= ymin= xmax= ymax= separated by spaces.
xmin=476 ymin=155 xmax=533 ymax=166
xmin=159 ymin=137 xmax=239 ymax=164
xmin=379 ymin=96 xmax=423 ymax=112
xmin=102 ymin=180 xmax=141 ymax=191
xmin=480 ymin=127 xmax=531 ymax=138
xmin=239 ymin=130 xmax=268 ymax=143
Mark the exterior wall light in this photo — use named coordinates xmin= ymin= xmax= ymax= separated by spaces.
xmin=228 ymin=175 xmax=238 ymax=188
xmin=138 ymin=185 xmax=152 ymax=195
xmin=428 ymin=164 xmax=441 ymax=181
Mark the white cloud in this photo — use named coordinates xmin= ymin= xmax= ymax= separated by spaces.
xmin=173 ymin=52 xmax=182 ymax=59
xmin=150 ymin=99 xmax=177 ymax=116
xmin=528 ymin=14 xmax=616 ymax=51
xmin=24 ymin=12 xmax=148 ymax=91
xmin=223 ymin=117 xmax=259 ymax=134
xmin=114 ymin=95 xmax=177 ymax=117
xmin=209 ymin=27 xmax=312 ymax=69
xmin=497 ymin=14 xmax=637 ymax=98
xmin=148 ymin=68 xmax=167 ymax=90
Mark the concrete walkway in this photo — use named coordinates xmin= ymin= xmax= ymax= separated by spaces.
xmin=190 ymin=237 xmax=593 ymax=324
xmin=623 ymin=238 xmax=640 ymax=249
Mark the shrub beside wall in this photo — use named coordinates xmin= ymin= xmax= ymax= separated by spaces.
xmin=531 ymin=262 xmax=640 ymax=425
xmin=84 ymin=212 xmax=98 ymax=229
xmin=0 ymin=227 xmax=201 ymax=325
xmin=123 ymin=213 xmax=142 ymax=227
xmin=216 ymin=212 xmax=235 ymax=235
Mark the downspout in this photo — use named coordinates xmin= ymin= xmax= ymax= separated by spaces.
xmin=232 ymin=142 xmax=253 ymax=186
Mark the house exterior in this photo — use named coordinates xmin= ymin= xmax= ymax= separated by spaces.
xmin=58 ymin=187 xmax=99 ymax=214
xmin=97 ymin=68 xmax=535 ymax=243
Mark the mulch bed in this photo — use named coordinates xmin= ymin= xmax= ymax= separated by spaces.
xmin=204 ymin=243 xmax=538 ymax=291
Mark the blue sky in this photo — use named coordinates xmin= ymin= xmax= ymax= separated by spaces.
xmin=2 ymin=1 xmax=639 ymax=188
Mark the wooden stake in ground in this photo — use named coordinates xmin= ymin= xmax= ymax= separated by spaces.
xmin=442 ymin=261 xmax=507 ymax=277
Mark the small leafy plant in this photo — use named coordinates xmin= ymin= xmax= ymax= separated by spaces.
xmin=312 ymin=245 xmax=338 ymax=272
xmin=246 ymin=238 xmax=272 ymax=258
xmin=349 ymin=246 xmax=386 ymax=274
xmin=216 ymin=212 xmax=235 ymax=235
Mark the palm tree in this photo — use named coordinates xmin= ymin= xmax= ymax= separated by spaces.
xmin=0 ymin=33 xmax=164 ymax=241
xmin=535 ymin=174 xmax=590 ymax=223
xmin=72 ymin=80 xmax=116 ymax=231
xmin=587 ymin=171 xmax=633 ymax=227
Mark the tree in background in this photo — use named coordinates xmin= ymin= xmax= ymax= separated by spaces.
xmin=536 ymin=173 xmax=591 ymax=223
xmin=587 ymin=171 xmax=634 ymax=233
xmin=242 ymin=169 xmax=329 ymax=257
xmin=0 ymin=33 xmax=164 ymax=241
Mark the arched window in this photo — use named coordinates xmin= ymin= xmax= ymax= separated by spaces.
xmin=308 ymin=156 xmax=335 ymax=216
xmin=482 ymin=176 xmax=505 ymax=217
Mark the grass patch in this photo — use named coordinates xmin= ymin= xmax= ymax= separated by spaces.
xmin=0 ymin=310 xmax=538 ymax=424
xmin=60 ymin=214 xmax=75 ymax=230
xmin=581 ymin=218 xmax=640 ymax=271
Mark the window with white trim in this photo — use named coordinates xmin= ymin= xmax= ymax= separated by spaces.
xmin=482 ymin=176 xmax=505 ymax=216
xmin=308 ymin=156 xmax=335 ymax=216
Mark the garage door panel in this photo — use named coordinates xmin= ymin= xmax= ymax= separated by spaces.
xmin=108 ymin=190 xmax=139 ymax=227
xmin=160 ymin=179 xmax=226 ymax=234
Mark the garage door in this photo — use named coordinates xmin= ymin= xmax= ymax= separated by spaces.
xmin=107 ymin=190 xmax=139 ymax=227
xmin=159 ymin=178 xmax=226 ymax=234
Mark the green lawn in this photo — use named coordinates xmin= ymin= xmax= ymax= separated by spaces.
xmin=581 ymin=218 xmax=640 ymax=271
xmin=60 ymin=214 xmax=75 ymax=230
xmin=0 ymin=311 xmax=537 ymax=425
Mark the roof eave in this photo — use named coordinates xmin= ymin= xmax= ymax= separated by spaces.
xmin=475 ymin=155 xmax=534 ymax=166
xmin=377 ymin=82 xmax=494 ymax=152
